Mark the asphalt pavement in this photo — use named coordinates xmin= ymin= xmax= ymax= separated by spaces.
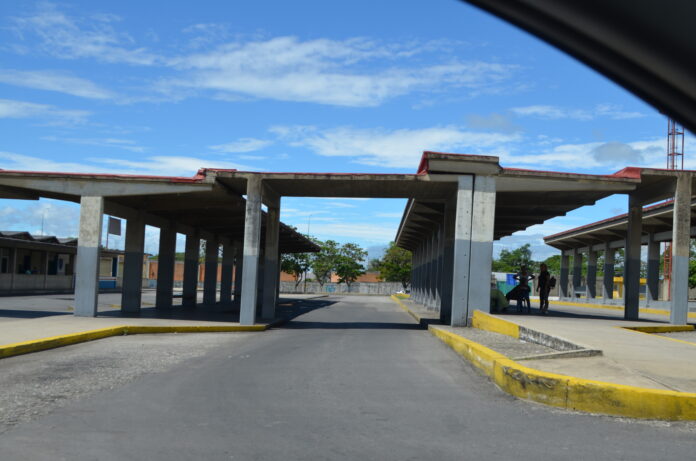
xmin=1 ymin=295 xmax=695 ymax=460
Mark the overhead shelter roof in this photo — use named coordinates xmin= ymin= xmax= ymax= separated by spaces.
xmin=395 ymin=152 xmax=640 ymax=250
xmin=544 ymin=168 xmax=696 ymax=252
xmin=0 ymin=170 xmax=318 ymax=254
xmin=3 ymin=153 xmax=680 ymax=255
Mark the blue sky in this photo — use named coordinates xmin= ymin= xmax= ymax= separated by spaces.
xmin=1 ymin=1 xmax=693 ymax=260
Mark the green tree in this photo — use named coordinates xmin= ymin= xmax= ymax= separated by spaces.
xmin=281 ymin=252 xmax=311 ymax=289
xmin=310 ymin=239 xmax=340 ymax=288
xmin=335 ymin=243 xmax=367 ymax=291
xmin=542 ymin=254 xmax=560 ymax=275
xmin=493 ymin=244 xmax=533 ymax=273
xmin=373 ymin=242 xmax=412 ymax=291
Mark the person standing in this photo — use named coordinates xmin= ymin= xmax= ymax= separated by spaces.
xmin=537 ymin=263 xmax=551 ymax=314
xmin=514 ymin=266 xmax=534 ymax=313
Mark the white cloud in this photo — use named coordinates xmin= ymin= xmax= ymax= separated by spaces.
xmin=9 ymin=3 xmax=160 ymax=65
xmin=0 ymin=98 xmax=90 ymax=124
xmin=272 ymin=124 xmax=521 ymax=168
xmin=0 ymin=200 xmax=80 ymax=238
xmin=0 ymin=151 xmax=114 ymax=173
xmin=88 ymin=155 xmax=254 ymax=176
xmin=0 ymin=69 xmax=115 ymax=99
xmin=510 ymin=103 xmax=644 ymax=121
xmin=0 ymin=151 xmax=253 ymax=176
xmin=209 ymin=138 xmax=272 ymax=153
xmin=501 ymin=136 xmax=679 ymax=170
xmin=306 ymin=222 xmax=398 ymax=243
xmin=160 ymin=36 xmax=517 ymax=107
xmin=8 ymin=5 xmax=518 ymax=107
xmin=42 ymin=136 xmax=146 ymax=152
xmin=510 ymin=105 xmax=592 ymax=120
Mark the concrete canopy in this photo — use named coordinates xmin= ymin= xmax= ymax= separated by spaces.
xmin=395 ymin=152 xmax=640 ymax=250
xmin=0 ymin=169 xmax=317 ymax=254
xmin=544 ymin=168 xmax=696 ymax=252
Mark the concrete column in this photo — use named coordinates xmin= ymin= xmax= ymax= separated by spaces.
xmin=220 ymin=243 xmax=234 ymax=305
xmin=587 ymin=250 xmax=597 ymax=299
xmin=468 ymin=175 xmax=496 ymax=317
xmin=646 ymin=233 xmax=660 ymax=302
xmin=603 ymin=244 xmax=615 ymax=300
xmin=435 ymin=222 xmax=445 ymax=311
xmin=414 ymin=244 xmax=422 ymax=304
xmin=262 ymin=200 xmax=281 ymax=320
xmin=671 ymin=174 xmax=692 ymax=324
xmin=233 ymin=242 xmax=243 ymax=309
xmin=121 ymin=213 xmax=145 ymax=314
xmin=428 ymin=229 xmax=437 ymax=309
xmin=439 ymin=194 xmax=456 ymax=324
xmin=559 ymin=253 xmax=570 ymax=298
xmin=9 ymin=247 xmax=17 ymax=291
xmin=450 ymin=175 xmax=474 ymax=327
xmin=74 ymin=196 xmax=103 ymax=317
xmin=572 ymin=248 xmax=583 ymax=298
xmin=155 ymin=225 xmax=176 ymax=309
xmin=203 ymin=238 xmax=219 ymax=306
xmin=182 ymin=231 xmax=200 ymax=308
xmin=424 ymin=234 xmax=432 ymax=307
xmin=240 ymin=176 xmax=263 ymax=325
xmin=624 ymin=194 xmax=643 ymax=320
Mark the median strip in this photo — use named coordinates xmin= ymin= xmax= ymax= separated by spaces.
xmin=0 ymin=324 xmax=267 ymax=360
xmin=430 ymin=315 xmax=696 ymax=420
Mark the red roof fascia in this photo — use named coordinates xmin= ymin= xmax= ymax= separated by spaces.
xmin=544 ymin=199 xmax=676 ymax=240
xmin=0 ymin=169 xmax=207 ymax=183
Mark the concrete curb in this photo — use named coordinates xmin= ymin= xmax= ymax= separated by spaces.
xmin=623 ymin=325 xmax=695 ymax=333
xmin=429 ymin=323 xmax=696 ymax=420
xmin=390 ymin=294 xmax=423 ymax=324
xmin=0 ymin=324 xmax=267 ymax=360
xmin=552 ymin=299 xmax=696 ymax=319
xmin=621 ymin=324 xmax=696 ymax=347
xmin=472 ymin=311 xmax=600 ymax=355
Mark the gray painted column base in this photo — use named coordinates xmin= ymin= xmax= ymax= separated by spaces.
xmin=74 ymin=196 xmax=103 ymax=317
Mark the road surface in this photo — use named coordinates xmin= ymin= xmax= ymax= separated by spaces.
xmin=0 ymin=295 xmax=694 ymax=460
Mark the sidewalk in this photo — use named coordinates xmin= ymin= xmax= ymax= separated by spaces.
xmin=393 ymin=295 xmax=696 ymax=419
xmin=497 ymin=302 xmax=696 ymax=392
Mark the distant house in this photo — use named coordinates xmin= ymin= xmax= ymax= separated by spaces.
xmin=0 ymin=231 xmax=126 ymax=295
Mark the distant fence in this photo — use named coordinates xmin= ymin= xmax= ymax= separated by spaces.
xmin=280 ymin=281 xmax=404 ymax=295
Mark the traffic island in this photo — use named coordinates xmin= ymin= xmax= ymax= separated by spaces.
xmin=430 ymin=311 xmax=696 ymax=421
xmin=0 ymin=324 xmax=267 ymax=360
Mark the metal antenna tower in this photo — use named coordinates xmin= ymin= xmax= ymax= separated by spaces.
xmin=664 ymin=117 xmax=686 ymax=299
xmin=667 ymin=118 xmax=685 ymax=169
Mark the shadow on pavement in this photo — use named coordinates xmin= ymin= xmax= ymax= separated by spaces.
xmin=496 ymin=306 xmax=666 ymax=323
xmin=284 ymin=320 xmax=424 ymax=330
xmin=0 ymin=309 xmax=72 ymax=319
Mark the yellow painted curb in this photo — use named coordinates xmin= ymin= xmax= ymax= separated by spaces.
xmin=624 ymin=325 xmax=695 ymax=333
xmin=429 ymin=324 xmax=696 ymax=420
xmin=621 ymin=325 xmax=696 ymax=348
xmin=0 ymin=324 xmax=267 ymax=360
xmin=472 ymin=310 xmax=519 ymax=338
xmin=390 ymin=294 xmax=422 ymax=323
xmin=552 ymin=300 xmax=696 ymax=319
